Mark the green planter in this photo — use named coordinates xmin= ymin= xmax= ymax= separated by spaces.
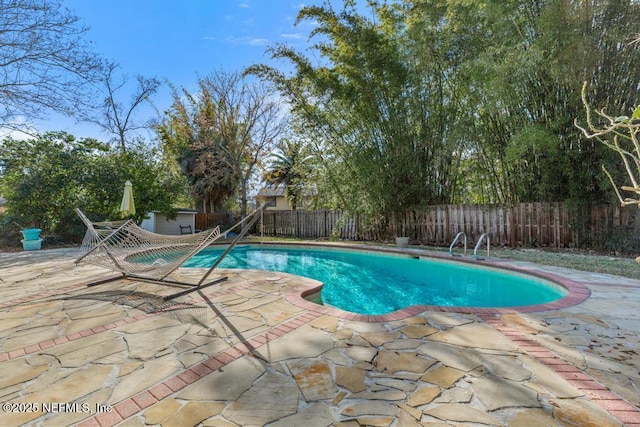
xmin=21 ymin=238 xmax=43 ymax=251
xmin=20 ymin=228 xmax=42 ymax=251
xmin=21 ymin=228 xmax=41 ymax=241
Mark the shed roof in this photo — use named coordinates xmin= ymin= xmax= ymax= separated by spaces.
xmin=148 ymin=208 xmax=197 ymax=214
xmin=256 ymin=185 xmax=286 ymax=197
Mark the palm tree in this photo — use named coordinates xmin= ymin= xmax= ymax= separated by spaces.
xmin=263 ymin=139 xmax=313 ymax=210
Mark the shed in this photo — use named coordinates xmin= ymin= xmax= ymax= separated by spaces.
xmin=141 ymin=209 xmax=197 ymax=235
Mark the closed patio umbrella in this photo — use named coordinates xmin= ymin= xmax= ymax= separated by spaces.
xmin=120 ymin=180 xmax=136 ymax=218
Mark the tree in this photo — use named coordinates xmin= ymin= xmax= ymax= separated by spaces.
xmin=263 ymin=138 xmax=314 ymax=210
xmin=201 ymin=71 xmax=287 ymax=218
xmin=0 ymin=131 xmax=184 ymax=242
xmin=157 ymin=83 xmax=238 ymax=213
xmin=0 ymin=132 xmax=102 ymax=235
xmin=159 ymin=70 xmax=287 ymax=218
xmin=87 ymin=61 xmax=161 ymax=152
xmin=576 ymin=82 xmax=640 ymax=207
xmin=249 ymin=2 xmax=465 ymax=220
xmin=249 ymin=0 xmax=640 ymax=219
xmin=0 ymin=0 xmax=102 ymax=132
xmin=453 ymin=0 xmax=640 ymax=204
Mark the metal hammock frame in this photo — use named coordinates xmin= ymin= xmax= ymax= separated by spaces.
xmin=75 ymin=206 xmax=264 ymax=300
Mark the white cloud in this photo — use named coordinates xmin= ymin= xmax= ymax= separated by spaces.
xmin=280 ymin=33 xmax=304 ymax=40
xmin=248 ymin=37 xmax=269 ymax=46
xmin=238 ymin=2 xmax=250 ymax=8
xmin=203 ymin=35 xmax=269 ymax=46
xmin=225 ymin=36 xmax=270 ymax=46
xmin=0 ymin=116 xmax=37 ymax=140
xmin=0 ymin=128 xmax=32 ymax=141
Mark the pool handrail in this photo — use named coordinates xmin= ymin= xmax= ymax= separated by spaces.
xmin=449 ymin=232 xmax=467 ymax=256
xmin=474 ymin=233 xmax=490 ymax=259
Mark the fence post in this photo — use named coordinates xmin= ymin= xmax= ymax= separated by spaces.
xmin=322 ymin=211 xmax=327 ymax=238
xmin=509 ymin=205 xmax=516 ymax=247
xmin=273 ymin=211 xmax=277 ymax=237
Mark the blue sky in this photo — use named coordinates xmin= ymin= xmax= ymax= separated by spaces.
xmin=36 ymin=0 xmax=329 ymax=140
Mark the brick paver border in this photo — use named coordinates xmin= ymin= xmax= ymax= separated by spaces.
xmin=479 ymin=313 xmax=640 ymax=426
xmin=0 ymin=275 xmax=321 ymax=426
xmin=277 ymin=242 xmax=638 ymax=426
xmin=0 ymin=280 xmax=256 ymax=362
xmin=75 ymin=310 xmax=322 ymax=427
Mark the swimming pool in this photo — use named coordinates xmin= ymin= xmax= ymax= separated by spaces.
xmin=184 ymin=245 xmax=567 ymax=315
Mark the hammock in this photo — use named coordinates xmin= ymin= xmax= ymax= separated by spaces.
xmin=75 ymin=206 xmax=264 ymax=299
xmin=78 ymin=214 xmax=129 ymax=253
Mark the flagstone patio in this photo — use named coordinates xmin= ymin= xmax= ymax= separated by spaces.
xmin=0 ymin=246 xmax=639 ymax=426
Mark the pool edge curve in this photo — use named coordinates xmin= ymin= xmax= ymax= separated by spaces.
xmin=272 ymin=242 xmax=592 ymax=322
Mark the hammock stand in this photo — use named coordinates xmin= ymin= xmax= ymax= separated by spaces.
xmin=75 ymin=206 xmax=264 ymax=300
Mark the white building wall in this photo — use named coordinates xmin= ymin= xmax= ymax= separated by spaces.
xmin=275 ymin=197 xmax=292 ymax=210
xmin=140 ymin=211 xmax=196 ymax=235
xmin=140 ymin=213 xmax=155 ymax=232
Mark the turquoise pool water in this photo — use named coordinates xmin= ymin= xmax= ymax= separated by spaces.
xmin=184 ymin=245 xmax=566 ymax=315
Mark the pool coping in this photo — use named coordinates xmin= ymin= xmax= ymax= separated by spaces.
xmin=242 ymin=241 xmax=595 ymax=321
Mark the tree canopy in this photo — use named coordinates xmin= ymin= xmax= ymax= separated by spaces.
xmin=263 ymin=138 xmax=315 ymax=210
xmin=87 ymin=61 xmax=161 ymax=153
xmin=577 ymin=82 xmax=640 ymax=208
xmin=250 ymin=0 xmax=640 ymax=221
xmin=250 ymin=2 xmax=464 ymax=217
xmin=0 ymin=0 xmax=102 ymax=132
xmin=157 ymin=70 xmax=287 ymax=216
xmin=0 ymin=131 xmax=184 ymax=242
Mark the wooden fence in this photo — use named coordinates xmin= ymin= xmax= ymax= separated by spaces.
xmin=195 ymin=212 xmax=234 ymax=231
xmin=253 ymin=203 xmax=640 ymax=249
